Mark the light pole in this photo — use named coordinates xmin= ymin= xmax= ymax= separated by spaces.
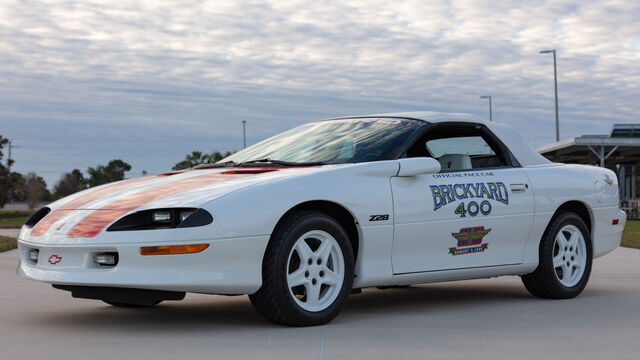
xmin=539 ymin=49 xmax=559 ymax=142
xmin=479 ymin=95 xmax=492 ymax=121
xmin=242 ymin=120 xmax=247 ymax=149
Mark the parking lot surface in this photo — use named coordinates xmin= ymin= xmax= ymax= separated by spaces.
xmin=1 ymin=247 xmax=639 ymax=360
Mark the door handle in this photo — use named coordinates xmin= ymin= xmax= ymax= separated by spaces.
xmin=510 ymin=183 xmax=527 ymax=192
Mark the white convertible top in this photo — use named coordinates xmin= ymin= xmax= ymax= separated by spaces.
xmin=340 ymin=111 xmax=552 ymax=167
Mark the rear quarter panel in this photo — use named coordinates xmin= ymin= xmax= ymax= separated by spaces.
xmin=523 ymin=163 xmax=623 ymax=263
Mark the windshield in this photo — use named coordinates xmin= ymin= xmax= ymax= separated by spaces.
xmin=219 ymin=118 xmax=422 ymax=165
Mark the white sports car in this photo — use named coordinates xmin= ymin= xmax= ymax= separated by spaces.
xmin=17 ymin=112 xmax=625 ymax=326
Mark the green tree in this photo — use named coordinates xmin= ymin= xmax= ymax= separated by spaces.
xmin=172 ymin=151 xmax=233 ymax=170
xmin=172 ymin=151 xmax=210 ymax=170
xmin=8 ymin=172 xmax=26 ymax=202
xmin=211 ymin=151 xmax=232 ymax=162
xmin=24 ymin=172 xmax=49 ymax=209
xmin=0 ymin=136 xmax=10 ymax=207
xmin=54 ymin=169 xmax=87 ymax=198
xmin=87 ymin=159 xmax=132 ymax=187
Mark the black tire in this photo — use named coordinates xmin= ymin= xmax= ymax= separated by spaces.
xmin=103 ymin=300 xmax=162 ymax=307
xmin=521 ymin=212 xmax=593 ymax=299
xmin=249 ymin=211 xmax=355 ymax=326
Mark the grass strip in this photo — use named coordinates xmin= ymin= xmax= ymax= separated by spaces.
xmin=0 ymin=235 xmax=17 ymax=253
xmin=622 ymin=220 xmax=640 ymax=249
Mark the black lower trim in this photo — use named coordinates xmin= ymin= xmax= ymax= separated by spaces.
xmin=393 ymin=263 xmax=522 ymax=276
xmin=52 ymin=285 xmax=185 ymax=306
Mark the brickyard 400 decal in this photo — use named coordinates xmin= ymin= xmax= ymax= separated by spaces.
xmin=430 ymin=182 xmax=509 ymax=217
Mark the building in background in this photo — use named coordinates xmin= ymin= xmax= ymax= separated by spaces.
xmin=538 ymin=124 xmax=640 ymax=218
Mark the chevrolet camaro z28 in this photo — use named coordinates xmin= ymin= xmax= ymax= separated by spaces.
xmin=17 ymin=112 xmax=625 ymax=326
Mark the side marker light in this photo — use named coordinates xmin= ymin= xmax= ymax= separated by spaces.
xmin=140 ymin=244 xmax=209 ymax=256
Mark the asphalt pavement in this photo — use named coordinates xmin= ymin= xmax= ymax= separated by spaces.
xmin=1 ymin=247 xmax=639 ymax=360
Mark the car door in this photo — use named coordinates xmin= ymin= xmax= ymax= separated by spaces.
xmin=391 ymin=123 xmax=534 ymax=274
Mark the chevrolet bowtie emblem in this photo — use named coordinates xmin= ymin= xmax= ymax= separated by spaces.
xmin=604 ymin=175 xmax=614 ymax=185
xmin=48 ymin=255 xmax=62 ymax=265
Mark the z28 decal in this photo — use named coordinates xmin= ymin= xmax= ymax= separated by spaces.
xmin=369 ymin=214 xmax=389 ymax=222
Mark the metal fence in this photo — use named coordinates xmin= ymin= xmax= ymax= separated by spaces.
xmin=621 ymin=199 xmax=640 ymax=220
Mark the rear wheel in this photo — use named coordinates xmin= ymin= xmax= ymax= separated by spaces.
xmin=250 ymin=211 xmax=354 ymax=326
xmin=521 ymin=212 xmax=592 ymax=299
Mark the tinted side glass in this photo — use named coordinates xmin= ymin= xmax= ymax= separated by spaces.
xmin=406 ymin=124 xmax=510 ymax=172
xmin=426 ymin=136 xmax=496 ymax=157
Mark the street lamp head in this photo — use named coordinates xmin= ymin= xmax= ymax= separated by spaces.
xmin=539 ymin=49 xmax=555 ymax=54
xmin=480 ymin=95 xmax=491 ymax=99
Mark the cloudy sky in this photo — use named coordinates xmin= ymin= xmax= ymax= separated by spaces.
xmin=1 ymin=0 xmax=638 ymax=188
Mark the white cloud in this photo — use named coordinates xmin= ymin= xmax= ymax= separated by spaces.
xmin=0 ymin=0 xmax=638 ymax=185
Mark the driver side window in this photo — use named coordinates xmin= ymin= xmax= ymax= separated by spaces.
xmin=406 ymin=124 xmax=510 ymax=172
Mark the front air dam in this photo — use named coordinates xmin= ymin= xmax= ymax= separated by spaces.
xmin=52 ymin=285 xmax=185 ymax=306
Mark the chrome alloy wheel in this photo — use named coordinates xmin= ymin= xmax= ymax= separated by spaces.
xmin=553 ymin=224 xmax=587 ymax=287
xmin=286 ymin=230 xmax=345 ymax=312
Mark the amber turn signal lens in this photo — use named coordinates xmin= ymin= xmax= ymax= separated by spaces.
xmin=140 ymin=244 xmax=209 ymax=256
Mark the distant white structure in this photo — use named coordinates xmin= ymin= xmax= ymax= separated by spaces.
xmin=1 ymin=202 xmax=47 ymax=211
xmin=538 ymin=124 xmax=640 ymax=206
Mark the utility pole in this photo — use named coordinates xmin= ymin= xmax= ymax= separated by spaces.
xmin=242 ymin=120 xmax=247 ymax=149
xmin=7 ymin=140 xmax=20 ymax=172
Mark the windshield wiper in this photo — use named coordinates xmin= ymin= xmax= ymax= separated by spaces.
xmin=193 ymin=161 xmax=238 ymax=169
xmin=193 ymin=158 xmax=324 ymax=169
xmin=238 ymin=158 xmax=326 ymax=167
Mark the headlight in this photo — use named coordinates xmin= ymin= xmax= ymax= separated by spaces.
xmin=179 ymin=209 xmax=195 ymax=222
xmin=152 ymin=210 xmax=171 ymax=223
xmin=107 ymin=208 xmax=213 ymax=232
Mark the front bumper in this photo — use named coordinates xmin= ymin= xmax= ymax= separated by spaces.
xmin=17 ymin=235 xmax=270 ymax=295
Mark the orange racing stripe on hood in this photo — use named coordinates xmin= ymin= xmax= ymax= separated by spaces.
xmin=31 ymin=175 xmax=169 ymax=236
xmin=66 ymin=172 xmax=249 ymax=238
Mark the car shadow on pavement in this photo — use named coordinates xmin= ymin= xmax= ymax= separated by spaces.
xmin=342 ymin=282 xmax=532 ymax=316
xmin=28 ymin=296 xmax=273 ymax=331
xmin=27 ymin=282 xmax=532 ymax=330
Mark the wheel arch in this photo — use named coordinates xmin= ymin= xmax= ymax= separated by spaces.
xmin=272 ymin=200 xmax=360 ymax=264
xmin=522 ymin=199 xmax=594 ymax=299
xmin=548 ymin=200 xmax=593 ymax=235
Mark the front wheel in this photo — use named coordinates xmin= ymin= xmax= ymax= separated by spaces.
xmin=521 ymin=212 xmax=592 ymax=299
xmin=250 ymin=211 xmax=354 ymax=326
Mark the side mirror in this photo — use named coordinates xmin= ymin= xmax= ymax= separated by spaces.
xmin=397 ymin=157 xmax=441 ymax=177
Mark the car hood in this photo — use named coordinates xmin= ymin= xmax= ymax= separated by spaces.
xmin=30 ymin=166 xmax=330 ymax=239
xmin=50 ymin=167 xmax=327 ymax=211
